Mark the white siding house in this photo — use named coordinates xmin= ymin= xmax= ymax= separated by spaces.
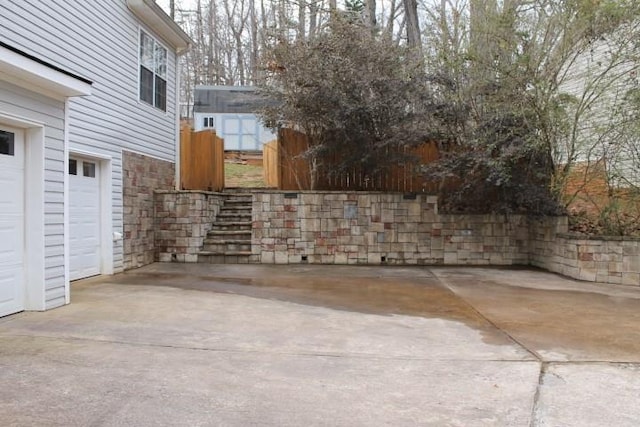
xmin=0 ymin=0 xmax=190 ymax=316
xmin=559 ymin=36 xmax=639 ymax=186
xmin=193 ymin=86 xmax=276 ymax=151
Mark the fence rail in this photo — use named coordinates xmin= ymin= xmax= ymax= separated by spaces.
xmin=276 ymin=128 xmax=440 ymax=192
xmin=180 ymin=128 xmax=225 ymax=191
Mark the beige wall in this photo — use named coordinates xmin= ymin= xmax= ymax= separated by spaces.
xmin=153 ymin=190 xmax=640 ymax=287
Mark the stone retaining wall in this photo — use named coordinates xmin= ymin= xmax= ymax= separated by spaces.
xmin=530 ymin=218 xmax=640 ymax=285
xmin=123 ymin=151 xmax=175 ymax=270
xmin=252 ymin=192 xmax=530 ymax=265
xmin=154 ymin=191 xmax=224 ymax=262
xmin=151 ymin=190 xmax=639 ymax=286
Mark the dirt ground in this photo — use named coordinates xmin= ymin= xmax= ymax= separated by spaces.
xmin=224 ymin=161 xmax=265 ymax=188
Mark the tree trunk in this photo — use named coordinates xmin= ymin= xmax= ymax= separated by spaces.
xmin=364 ymin=0 xmax=377 ymax=29
xmin=298 ymin=0 xmax=306 ymax=40
xmin=403 ymin=0 xmax=421 ymax=53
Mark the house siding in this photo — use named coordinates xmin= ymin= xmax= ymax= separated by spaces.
xmin=1 ymin=0 xmax=179 ymax=274
xmin=560 ymin=40 xmax=638 ymax=184
xmin=0 ymin=80 xmax=67 ymax=310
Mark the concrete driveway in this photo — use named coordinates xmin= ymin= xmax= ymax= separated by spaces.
xmin=1 ymin=264 xmax=640 ymax=426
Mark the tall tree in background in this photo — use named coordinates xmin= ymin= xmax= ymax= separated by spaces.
xmin=258 ymin=17 xmax=432 ymax=189
xmin=168 ymin=0 xmax=640 ymax=221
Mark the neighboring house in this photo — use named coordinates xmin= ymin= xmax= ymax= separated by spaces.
xmin=0 ymin=0 xmax=190 ymax=317
xmin=559 ymin=38 xmax=639 ymax=187
xmin=193 ymin=86 xmax=276 ymax=151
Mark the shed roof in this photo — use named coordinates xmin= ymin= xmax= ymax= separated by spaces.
xmin=194 ymin=86 xmax=269 ymax=114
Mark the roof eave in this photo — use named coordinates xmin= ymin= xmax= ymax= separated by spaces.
xmin=0 ymin=44 xmax=92 ymax=99
xmin=126 ymin=0 xmax=192 ymax=54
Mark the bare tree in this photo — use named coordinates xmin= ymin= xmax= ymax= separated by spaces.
xmin=403 ymin=0 xmax=421 ymax=52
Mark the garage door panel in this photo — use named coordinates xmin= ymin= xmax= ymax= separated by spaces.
xmin=0 ymin=126 xmax=24 ymax=317
xmin=0 ymin=176 xmax=23 ymax=213
xmin=69 ymin=158 xmax=101 ymax=281
xmin=0 ymin=217 xmax=23 ymax=266
xmin=0 ymin=267 xmax=23 ymax=317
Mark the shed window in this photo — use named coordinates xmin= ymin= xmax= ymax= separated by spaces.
xmin=203 ymin=116 xmax=215 ymax=128
xmin=139 ymin=30 xmax=167 ymax=111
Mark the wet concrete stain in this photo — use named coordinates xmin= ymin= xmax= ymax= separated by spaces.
xmin=103 ymin=265 xmax=640 ymax=361
xmin=111 ymin=271 xmax=488 ymax=328
xmin=439 ymin=275 xmax=640 ymax=362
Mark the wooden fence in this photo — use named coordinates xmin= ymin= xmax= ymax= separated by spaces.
xmin=262 ymin=139 xmax=279 ymax=188
xmin=276 ymin=128 xmax=440 ymax=192
xmin=180 ymin=128 xmax=225 ymax=191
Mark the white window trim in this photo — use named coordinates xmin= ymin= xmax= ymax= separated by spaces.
xmin=137 ymin=27 xmax=169 ymax=113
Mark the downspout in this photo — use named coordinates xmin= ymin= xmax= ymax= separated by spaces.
xmin=174 ymin=51 xmax=181 ymax=190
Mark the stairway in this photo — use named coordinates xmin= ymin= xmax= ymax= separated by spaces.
xmin=198 ymin=194 xmax=253 ymax=264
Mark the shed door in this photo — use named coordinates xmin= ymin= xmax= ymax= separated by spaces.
xmin=0 ymin=126 xmax=25 ymax=317
xmin=222 ymin=115 xmax=260 ymax=151
xmin=69 ymin=157 xmax=101 ymax=280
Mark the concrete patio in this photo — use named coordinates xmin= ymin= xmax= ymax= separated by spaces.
xmin=1 ymin=264 xmax=640 ymax=426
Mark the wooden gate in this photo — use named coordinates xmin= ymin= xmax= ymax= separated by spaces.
xmin=180 ymin=128 xmax=225 ymax=191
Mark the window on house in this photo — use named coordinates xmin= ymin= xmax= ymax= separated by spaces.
xmin=0 ymin=131 xmax=15 ymax=156
xmin=83 ymin=161 xmax=96 ymax=178
xmin=139 ymin=30 xmax=167 ymax=111
xmin=69 ymin=159 xmax=77 ymax=175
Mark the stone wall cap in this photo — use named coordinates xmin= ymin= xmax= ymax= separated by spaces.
xmin=154 ymin=190 xmax=227 ymax=196
xmin=221 ymin=189 xmax=438 ymax=195
xmin=557 ymin=232 xmax=640 ymax=242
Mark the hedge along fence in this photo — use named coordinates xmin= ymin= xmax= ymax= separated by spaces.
xmin=180 ymin=128 xmax=225 ymax=192
xmin=276 ymin=128 xmax=440 ymax=192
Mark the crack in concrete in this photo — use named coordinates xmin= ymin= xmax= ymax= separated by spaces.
xmin=431 ymin=271 xmax=543 ymax=362
xmin=529 ymin=362 xmax=548 ymax=427
xmin=0 ymin=332 xmax=539 ymax=363
xmin=432 ymin=271 xmax=547 ymax=427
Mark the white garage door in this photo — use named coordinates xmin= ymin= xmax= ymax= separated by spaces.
xmin=69 ymin=157 xmax=101 ymax=281
xmin=0 ymin=126 xmax=24 ymax=317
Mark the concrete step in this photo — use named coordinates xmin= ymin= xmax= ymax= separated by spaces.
xmin=220 ymin=206 xmax=252 ymax=213
xmin=223 ymin=196 xmax=253 ymax=204
xmin=203 ymin=242 xmax=252 ymax=252
xmin=202 ymin=242 xmax=251 ymax=253
xmin=197 ymin=251 xmax=254 ymax=264
xmin=224 ymin=198 xmax=253 ymax=204
xmin=210 ymin=222 xmax=252 ymax=231
xmin=207 ymin=230 xmax=252 ymax=240
xmin=217 ymin=210 xmax=251 ymax=221
xmin=217 ymin=212 xmax=252 ymax=221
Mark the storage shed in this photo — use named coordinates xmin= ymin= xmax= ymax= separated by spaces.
xmin=193 ymin=86 xmax=276 ymax=151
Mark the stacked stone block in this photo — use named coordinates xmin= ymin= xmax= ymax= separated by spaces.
xmin=123 ymin=151 xmax=175 ymax=270
xmin=154 ymin=190 xmax=224 ymax=262
xmin=152 ymin=190 xmax=639 ymax=286
xmin=530 ymin=217 xmax=640 ymax=286
xmin=252 ymin=192 xmax=530 ymax=265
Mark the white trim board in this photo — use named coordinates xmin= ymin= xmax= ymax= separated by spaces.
xmin=0 ymin=112 xmax=46 ymax=311
xmin=68 ymin=149 xmax=114 ymax=279
xmin=0 ymin=45 xmax=92 ymax=99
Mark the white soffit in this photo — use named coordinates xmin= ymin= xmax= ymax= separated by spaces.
xmin=126 ymin=0 xmax=191 ymax=54
xmin=0 ymin=44 xmax=92 ymax=98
